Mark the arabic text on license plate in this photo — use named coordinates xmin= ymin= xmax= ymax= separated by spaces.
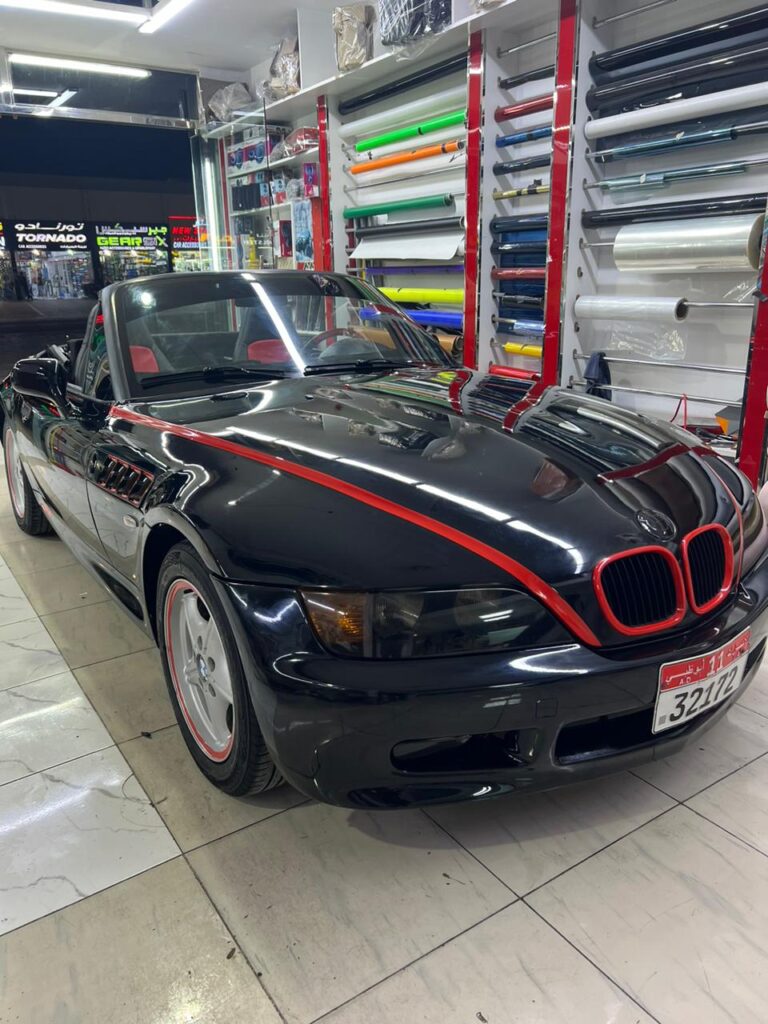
xmin=654 ymin=628 xmax=751 ymax=734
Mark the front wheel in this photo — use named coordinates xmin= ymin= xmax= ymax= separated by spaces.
xmin=3 ymin=426 xmax=50 ymax=535
xmin=157 ymin=542 xmax=283 ymax=796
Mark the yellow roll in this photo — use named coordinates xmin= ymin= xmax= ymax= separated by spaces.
xmin=503 ymin=341 xmax=542 ymax=358
xmin=380 ymin=287 xmax=465 ymax=305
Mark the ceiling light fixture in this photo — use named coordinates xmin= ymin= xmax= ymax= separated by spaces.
xmin=9 ymin=87 xmax=59 ymax=98
xmin=0 ymin=0 xmax=148 ymax=24
xmin=9 ymin=53 xmax=151 ymax=79
xmin=139 ymin=0 xmax=196 ymax=34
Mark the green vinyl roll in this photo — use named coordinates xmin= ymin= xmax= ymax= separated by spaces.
xmin=342 ymin=194 xmax=454 ymax=220
xmin=380 ymin=286 xmax=465 ymax=305
xmin=355 ymin=110 xmax=467 ymax=152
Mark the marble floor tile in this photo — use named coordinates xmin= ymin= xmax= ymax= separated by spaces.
xmin=688 ymin=752 xmax=768 ymax=856
xmin=0 ymin=617 xmax=68 ymax=691
xmin=16 ymin=562 xmax=108 ymax=616
xmin=0 ymin=534 xmax=77 ymax=575
xmin=529 ymin=806 xmax=768 ymax=1024
xmin=0 ymin=573 xmax=36 ymax=627
xmin=429 ymin=772 xmax=674 ymax=895
xmin=0 ymin=552 xmax=13 ymax=580
xmin=0 ymin=513 xmax=28 ymax=547
xmin=188 ymin=802 xmax=512 ymax=1024
xmin=75 ymin=648 xmax=175 ymax=743
xmin=739 ymin=662 xmax=768 ymax=720
xmin=121 ymin=725 xmax=306 ymax=851
xmin=324 ymin=902 xmax=653 ymax=1024
xmin=632 ymin=703 xmax=768 ymax=800
xmin=0 ymin=671 xmax=112 ymax=786
xmin=0 ymin=746 xmax=179 ymax=935
xmin=0 ymin=858 xmax=280 ymax=1024
xmin=41 ymin=599 xmax=154 ymax=670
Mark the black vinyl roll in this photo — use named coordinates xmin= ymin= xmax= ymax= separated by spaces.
xmin=490 ymin=214 xmax=550 ymax=233
xmin=586 ymin=40 xmax=768 ymax=115
xmin=354 ymin=216 xmax=464 ymax=238
xmin=581 ymin=193 xmax=768 ymax=229
xmin=589 ymin=4 xmax=768 ymax=79
xmin=337 ymin=53 xmax=466 ymax=116
xmin=491 ymin=241 xmax=548 ymax=254
xmin=493 ymin=154 xmax=551 ymax=176
xmin=499 ymin=64 xmax=555 ymax=90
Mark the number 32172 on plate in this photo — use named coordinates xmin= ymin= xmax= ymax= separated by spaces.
xmin=654 ymin=629 xmax=751 ymax=734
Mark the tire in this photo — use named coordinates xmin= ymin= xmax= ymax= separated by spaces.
xmin=3 ymin=426 xmax=50 ymax=536
xmin=157 ymin=541 xmax=283 ymax=796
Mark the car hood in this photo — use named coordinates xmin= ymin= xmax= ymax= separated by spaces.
xmin=119 ymin=367 xmax=750 ymax=643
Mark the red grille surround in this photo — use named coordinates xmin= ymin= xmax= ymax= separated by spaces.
xmin=593 ymin=546 xmax=687 ymax=637
xmin=681 ymin=524 xmax=734 ymax=615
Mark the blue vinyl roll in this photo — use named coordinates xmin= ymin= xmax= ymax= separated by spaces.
xmin=497 ymin=303 xmax=544 ymax=318
xmin=498 ymin=281 xmax=545 ymax=296
xmin=497 ymin=229 xmax=549 ymax=244
xmin=365 ymin=264 xmax=465 ymax=275
xmin=490 ymin=214 xmax=549 ymax=233
xmin=496 ymin=319 xmax=545 ymax=337
xmin=500 ymin=253 xmax=547 ymax=268
xmin=408 ymin=310 xmax=464 ymax=329
xmin=491 ymin=241 xmax=547 ymax=255
xmin=496 ymin=125 xmax=552 ymax=147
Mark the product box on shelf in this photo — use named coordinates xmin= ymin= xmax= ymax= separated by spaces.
xmin=303 ymin=162 xmax=320 ymax=197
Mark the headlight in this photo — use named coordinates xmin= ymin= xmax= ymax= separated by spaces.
xmin=300 ymin=587 xmax=569 ymax=659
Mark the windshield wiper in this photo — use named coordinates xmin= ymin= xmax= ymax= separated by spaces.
xmin=141 ymin=365 xmax=290 ymax=390
xmin=303 ymin=358 xmax=419 ymax=376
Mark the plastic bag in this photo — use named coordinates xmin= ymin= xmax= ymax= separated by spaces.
xmin=333 ymin=5 xmax=375 ymax=72
xmin=378 ymin=0 xmax=451 ymax=47
xmin=270 ymin=126 xmax=321 ymax=161
xmin=207 ymin=82 xmax=253 ymax=123
xmin=253 ymin=38 xmax=300 ymax=102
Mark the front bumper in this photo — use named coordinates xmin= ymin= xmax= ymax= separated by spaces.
xmin=217 ymin=555 xmax=768 ymax=808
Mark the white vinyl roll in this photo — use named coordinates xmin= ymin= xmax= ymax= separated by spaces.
xmin=338 ymin=84 xmax=467 ymax=140
xmin=585 ymin=81 xmax=768 ymax=141
xmin=613 ymin=214 xmax=764 ymax=273
xmin=347 ymin=179 xmax=467 ymax=206
xmin=351 ymin=233 xmax=465 ymax=260
xmin=574 ymin=295 xmax=688 ymax=322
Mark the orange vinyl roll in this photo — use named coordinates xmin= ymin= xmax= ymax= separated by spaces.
xmin=349 ymin=139 xmax=465 ymax=175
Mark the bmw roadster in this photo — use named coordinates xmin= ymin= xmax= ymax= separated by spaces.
xmin=3 ymin=270 xmax=768 ymax=808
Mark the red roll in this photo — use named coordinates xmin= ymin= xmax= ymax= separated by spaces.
xmin=494 ymin=93 xmax=553 ymax=124
xmin=491 ymin=267 xmax=547 ymax=280
xmin=489 ymin=364 xmax=541 ymax=380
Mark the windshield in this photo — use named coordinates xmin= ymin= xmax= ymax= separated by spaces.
xmin=113 ymin=272 xmax=454 ymax=397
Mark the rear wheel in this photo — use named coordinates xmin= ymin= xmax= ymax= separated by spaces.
xmin=157 ymin=542 xmax=283 ymax=796
xmin=3 ymin=426 xmax=49 ymax=536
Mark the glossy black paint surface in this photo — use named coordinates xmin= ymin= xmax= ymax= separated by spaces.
xmin=4 ymin=270 xmax=768 ymax=808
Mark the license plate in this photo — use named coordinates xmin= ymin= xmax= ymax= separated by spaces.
xmin=653 ymin=628 xmax=751 ymax=734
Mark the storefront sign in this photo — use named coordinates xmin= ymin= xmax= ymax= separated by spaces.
xmin=12 ymin=221 xmax=89 ymax=251
xmin=170 ymin=221 xmax=200 ymax=251
xmin=95 ymin=224 xmax=168 ymax=251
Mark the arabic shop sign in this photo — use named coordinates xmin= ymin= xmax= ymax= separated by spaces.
xmin=13 ymin=222 xmax=89 ymax=251
xmin=170 ymin=222 xmax=200 ymax=251
xmin=96 ymin=224 xmax=168 ymax=251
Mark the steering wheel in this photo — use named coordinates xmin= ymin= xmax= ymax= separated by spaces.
xmin=304 ymin=326 xmax=371 ymax=357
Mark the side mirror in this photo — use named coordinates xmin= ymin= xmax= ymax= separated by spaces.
xmin=12 ymin=358 xmax=68 ymax=415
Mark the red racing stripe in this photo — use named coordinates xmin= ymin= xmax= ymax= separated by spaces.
xmin=110 ymin=405 xmax=600 ymax=647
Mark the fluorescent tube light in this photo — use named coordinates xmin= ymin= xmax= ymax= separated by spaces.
xmin=9 ymin=53 xmax=151 ymax=79
xmin=0 ymin=1 xmax=148 ymax=24
xmin=11 ymin=88 xmax=59 ymax=98
xmin=139 ymin=0 xmax=196 ymax=34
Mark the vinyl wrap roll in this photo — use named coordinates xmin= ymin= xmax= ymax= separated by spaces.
xmin=613 ymin=214 xmax=764 ymax=273
xmin=355 ymin=216 xmax=464 ymax=239
xmin=496 ymin=125 xmax=553 ymax=147
xmin=585 ymin=80 xmax=768 ymax=141
xmin=339 ymin=85 xmax=467 ymax=140
xmin=492 ymin=267 xmax=547 ymax=280
xmin=492 ymin=241 xmax=548 ymax=254
xmin=355 ymin=110 xmax=466 ymax=152
xmin=349 ymin=139 xmax=463 ymax=174
xmin=491 ymin=214 xmax=549 ymax=233
xmin=502 ymin=341 xmax=544 ymax=356
xmin=337 ymin=53 xmax=466 ymax=116
xmin=380 ymin=287 xmax=464 ymax=305
xmin=343 ymin=194 xmax=453 ymax=219
xmin=586 ymin=40 xmax=768 ymax=116
xmin=582 ymin=192 xmax=767 ymax=228
xmin=409 ymin=310 xmax=463 ymax=329
xmin=495 ymin=94 xmax=553 ymax=123
xmin=366 ymin=264 xmax=464 ymax=275
xmin=589 ymin=5 xmax=768 ymax=78
xmin=499 ymin=64 xmax=555 ymax=91
xmin=492 ymin=184 xmax=550 ymax=200
xmin=496 ymin=320 xmax=545 ymax=337
xmin=494 ymin=154 xmax=551 ymax=176
xmin=592 ymin=159 xmax=759 ymax=192
xmin=594 ymin=117 xmax=768 ymax=163
xmin=574 ymin=295 xmax=688 ymax=322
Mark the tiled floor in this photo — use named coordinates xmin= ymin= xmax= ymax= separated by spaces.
xmin=2 ymin=476 xmax=768 ymax=1023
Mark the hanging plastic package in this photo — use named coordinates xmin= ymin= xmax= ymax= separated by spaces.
xmin=378 ymin=0 xmax=451 ymax=47
xmin=333 ymin=5 xmax=375 ymax=72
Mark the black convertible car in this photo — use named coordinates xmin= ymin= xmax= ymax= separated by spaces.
xmin=3 ymin=270 xmax=767 ymax=807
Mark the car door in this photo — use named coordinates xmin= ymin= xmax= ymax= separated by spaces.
xmin=13 ymin=314 xmax=107 ymax=561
